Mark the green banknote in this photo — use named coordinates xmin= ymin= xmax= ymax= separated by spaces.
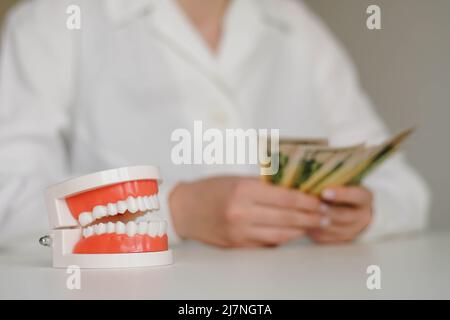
xmin=262 ymin=127 xmax=415 ymax=195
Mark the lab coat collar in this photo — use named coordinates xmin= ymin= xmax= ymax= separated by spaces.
xmin=217 ymin=0 xmax=265 ymax=75
xmin=149 ymin=0 xmax=218 ymax=72
xmin=216 ymin=0 xmax=293 ymax=77
xmin=105 ymin=0 xmax=219 ymax=73
xmin=105 ymin=0 xmax=293 ymax=87
xmin=105 ymin=0 xmax=293 ymax=31
xmin=105 ymin=0 xmax=158 ymax=25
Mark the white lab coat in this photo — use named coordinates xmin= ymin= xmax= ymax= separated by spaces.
xmin=0 ymin=0 xmax=430 ymax=243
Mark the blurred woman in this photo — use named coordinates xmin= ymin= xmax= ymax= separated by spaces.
xmin=0 ymin=0 xmax=429 ymax=246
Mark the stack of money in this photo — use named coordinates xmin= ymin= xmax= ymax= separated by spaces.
xmin=262 ymin=128 xmax=414 ymax=195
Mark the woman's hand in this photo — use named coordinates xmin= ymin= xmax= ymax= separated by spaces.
xmin=169 ymin=176 xmax=328 ymax=248
xmin=308 ymin=186 xmax=373 ymax=243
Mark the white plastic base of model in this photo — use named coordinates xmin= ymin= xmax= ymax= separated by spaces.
xmin=53 ymin=250 xmax=173 ymax=269
xmin=51 ymin=226 xmax=172 ymax=269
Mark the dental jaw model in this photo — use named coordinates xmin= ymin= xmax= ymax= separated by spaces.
xmin=44 ymin=166 xmax=173 ymax=268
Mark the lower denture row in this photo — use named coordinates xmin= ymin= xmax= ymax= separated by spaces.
xmin=83 ymin=219 xmax=167 ymax=238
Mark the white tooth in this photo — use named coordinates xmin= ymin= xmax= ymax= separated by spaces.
xmin=138 ymin=222 xmax=147 ymax=235
xmin=116 ymin=221 xmax=126 ymax=234
xmin=126 ymin=221 xmax=137 ymax=237
xmin=106 ymin=222 xmax=115 ymax=233
xmin=135 ymin=212 xmax=151 ymax=223
xmin=149 ymin=196 xmax=156 ymax=209
xmin=153 ymin=195 xmax=160 ymax=210
xmin=147 ymin=221 xmax=159 ymax=237
xmin=107 ymin=203 xmax=118 ymax=216
xmin=158 ymin=221 xmax=166 ymax=237
xmin=144 ymin=196 xmax=152 ymax=210
xmin=127 ymin=196 xmax=138 ymax=213
xmin=79 ymin=212 xmax=93 ymax=227
xmin=93 ymin=205 xmax=107 ymax=220
xmin=117 ymin=200 xmax=127 ymax=214
xmin=148 ymin=212 xmax=162 ymax=222
xmin=137 ymin=196 xmax=146 ymax=212
xmin=86 ymin=226 xmax=94 ymax=237
xmin=83 ymin=226 xmax=93 ymax=238
xmin=149 ymin=195 xmax=160 ymax=210
xmin=94 ymin=223 xmax=106 ymax=235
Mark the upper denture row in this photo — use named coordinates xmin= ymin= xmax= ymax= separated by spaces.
xmin=78 ymin=195 xmax=160 ymax=226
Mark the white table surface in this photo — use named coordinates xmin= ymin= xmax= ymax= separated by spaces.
xmin=1 ymin=231 xmax=450 ymax=299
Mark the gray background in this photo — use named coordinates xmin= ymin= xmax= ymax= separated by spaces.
xmin=1 ymin=0 xmax=449 ymax=228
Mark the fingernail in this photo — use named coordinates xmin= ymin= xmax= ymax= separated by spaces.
xmin=319 ymin=203 xmax=330 ymax=214
xmin=322 ymin=189 xmax=335 ymax=200
xmin=320 ymin=216 xmax=331 ymax=228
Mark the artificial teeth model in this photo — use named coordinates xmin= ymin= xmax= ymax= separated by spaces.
xmin=43 ymin=165 xmax=173 ymax=268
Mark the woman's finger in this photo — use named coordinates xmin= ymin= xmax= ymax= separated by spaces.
xmin=309 ymin=230 xmax=353 ymax=244
xmin=241 ymin=179 xmax=321 ymax=212
xmin=321 ymin=186 xmax=373 ymax=207
xmin=248 ymin=204 xmax=327 ymax=229
xmin=319 ymin=204 xmax=360 ymax=225
xmin=313 ymin=211 xmax=369 ymax=238
xmin=244 ymin=225 xmax=306 ymax=245
xmin=320 ymin=223 xmax=359 ymax=236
